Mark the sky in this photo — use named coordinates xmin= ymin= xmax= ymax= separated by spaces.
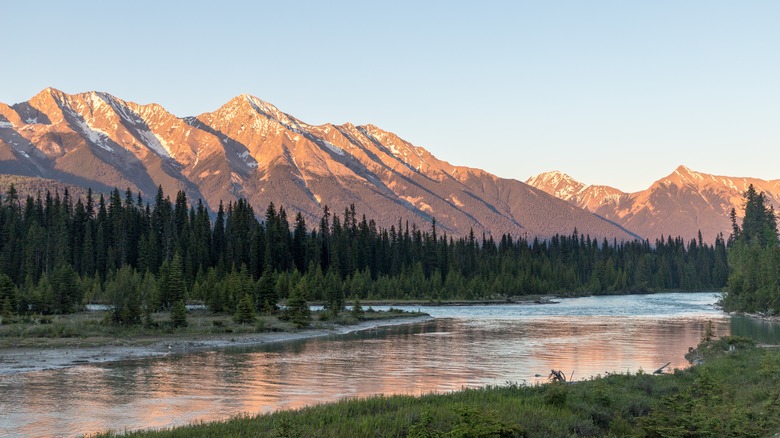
xmin=3 ymin=1 xmax=779 ymax=192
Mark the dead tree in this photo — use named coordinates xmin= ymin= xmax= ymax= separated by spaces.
xmin=548 ymin=369 xmax=567 ymax=383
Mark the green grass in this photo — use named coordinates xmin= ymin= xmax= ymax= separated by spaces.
xmin=93 ymin=336 xmax=780 ymax=438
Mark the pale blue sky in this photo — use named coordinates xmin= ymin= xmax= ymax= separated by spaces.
xmin=3 ymin=1 xmax=779 ymax=192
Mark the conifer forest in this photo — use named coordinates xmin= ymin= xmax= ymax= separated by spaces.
xmin=0 ymin=184 xmax=729 ymax=322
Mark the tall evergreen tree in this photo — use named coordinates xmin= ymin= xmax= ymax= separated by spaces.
xmin=170 ymin=299 xmax=188 ymax=328
xmin=234 ymin=293 xmax=256 ymax=324
xmin=724 ymin=185 xmax=780 ymax=313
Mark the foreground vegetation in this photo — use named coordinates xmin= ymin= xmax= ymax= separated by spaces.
xmin=94 ymin=336 xmax=779 ymax=438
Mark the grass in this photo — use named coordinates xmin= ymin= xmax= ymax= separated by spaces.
xmin=0 ymin=308 xmax=426 ymax=349
xmin=92 ymin=336 xmax=780 ymax=438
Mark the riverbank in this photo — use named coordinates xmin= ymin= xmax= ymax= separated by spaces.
xmin=357 ymin=295 xmax=561 ymax=306
xmin=96 ymin=336 xmax=780 ymax=438
xmin=731 ymin=310 xmax=780 ymax=323
xmin=0 ymin=314 xmax=432 ymax=375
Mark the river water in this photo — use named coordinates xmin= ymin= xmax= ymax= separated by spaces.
xmin=1 ymin=292 xmax=775 ymax=437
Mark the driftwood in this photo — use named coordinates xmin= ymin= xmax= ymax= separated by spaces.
xmin=653 ymin=362 xmax=672 ymax=374
xmin=548 ymin=369 xmax=568 ymax=383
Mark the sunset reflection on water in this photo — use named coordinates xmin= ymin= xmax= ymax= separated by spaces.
xmin=0 ymin=293 xmax=741 ymax=437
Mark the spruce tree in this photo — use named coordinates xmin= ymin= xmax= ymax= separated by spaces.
xmin=0 ymin=274 xmax=17 ymax=315
xmin=234 ymin=293 xmax=256 ymax=324
xmin=285 ymin=286 xmax=311 ymax=328
xmin=158 ymin=253 xmax=186 ymax=310
xmin=168 ymin=252 xmax=186 ymax=304
xmin=725 ymin=185 xmax=780 ymax=313
xmin=255 ymin=269 xmax=278 ymax=314
xmin=351 ymin=298 xmax=364 ymax=320
xmin=170 ymin=299 xmax=188 ymax=328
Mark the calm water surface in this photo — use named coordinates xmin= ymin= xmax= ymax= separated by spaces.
xmin=2 ymin=292 xmax=774 ymax=437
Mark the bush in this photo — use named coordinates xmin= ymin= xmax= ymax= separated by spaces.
xmin=543 ymin=383 xmax=568 ymax=407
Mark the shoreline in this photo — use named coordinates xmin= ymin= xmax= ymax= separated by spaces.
xmin=0 ymin=315 xmax=433 ymax=376
xmin=731 ymin=310 xmax=780 ymax=323
xmin=357 ymin=296 xmax=561 ymax=306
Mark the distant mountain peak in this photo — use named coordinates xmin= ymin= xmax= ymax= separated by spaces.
xmin=529 ymin=164 xmax=780 ymax=242
xmin=37 ymin=86 xmax=63 ymax=98
xmin=527 ymin=170 xmax=579 ymax=185
xmin=526 ymin=170 xmax=587 ymax=200
xmin=675 ymin=164 xmax=692 ymax=172
xmin=242 ymin=94 xmax=275 ymax=112
xmin=661 ymin=164 xmax=709 ymax=188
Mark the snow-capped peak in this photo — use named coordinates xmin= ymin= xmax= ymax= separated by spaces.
xmin=526 ymin=171 xmax=586 ymax=200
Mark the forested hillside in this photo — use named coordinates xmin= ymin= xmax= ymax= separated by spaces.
xmin=0 ymin=184 xmax=728 ymax=323
xmin=723 ymin=185 xmax=780 ymax=313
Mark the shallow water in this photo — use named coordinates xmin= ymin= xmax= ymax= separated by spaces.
xmin=1 ymin=292 xmax=770 ymax=437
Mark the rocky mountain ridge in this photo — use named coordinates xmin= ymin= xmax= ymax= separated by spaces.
xmin=526 ymin=165 xmax=780 ymax=242
xmin=0 ymin=88 xmax=637 ymax=241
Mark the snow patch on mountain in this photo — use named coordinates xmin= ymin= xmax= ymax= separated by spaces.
xmin=322 ymin=140 xmax=344 ymax=156
xmin=244 ymin=95 xmax=310 ymax=136
xmin=99 ymin=93 xmax=144 ymax=125
xmin=238 ymin=150 xmax=259 ymax=168
xmin=71 ymin=115 xmax=114 ymax=152
xmin=138 ymin=129 xmax=170 ymax=158
xmin=402 ymin=196 xmax=433 ymax=213
xmin=526 ymin=171 xmax=586 ymax=200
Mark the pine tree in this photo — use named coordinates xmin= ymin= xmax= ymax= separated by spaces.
xmin=323 ymin=270 xmax=344 ymax=315
xmin=168 ymin=252 xmax=186 ymax=304
xmin=725 ymin=185 xmax=780 ymax=313
xmin=255 ymin=269 xmax=278 ymax=314
xmin=285 ymin=286 xmax=311 ymax=328
xmin=158 ymin=252 xmax=186 ymax=310
xmin=0 ymin=274 xmax=17 ymax=315
xmin=170 ymin=299 xmax=188 ymax=328
xmin=234 ymin=293 xmax=256 ymax=324
xmin=351 ymin=298 xmax=364 ymax=320
xmin=105 ymin=266 xmax=142 ymax=325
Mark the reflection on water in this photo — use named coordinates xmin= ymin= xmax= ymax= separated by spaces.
xmin=730 ymin=315 xmax=780 ymax=344
xmin=1 ymin=292 xmax=774 ymax=437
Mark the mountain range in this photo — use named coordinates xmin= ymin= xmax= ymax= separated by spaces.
xmin=2 ymin=89 xmax=774 ymax=243
xmin=526 ymin=166 xmax=780 ymax=242
xmin=0 ymin=89 xmax=635 ymax=241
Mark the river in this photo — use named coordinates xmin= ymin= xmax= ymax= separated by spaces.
xmin=1 ymin=292 xmax=775 ymax=437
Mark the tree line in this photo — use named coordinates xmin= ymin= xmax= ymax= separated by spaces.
xmin=0 ymin=184 xmax=729 ymax=324
xmin=722 ymin=184 xmax=780 ymax=313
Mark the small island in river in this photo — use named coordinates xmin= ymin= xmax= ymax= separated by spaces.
xmin=0 ymin=305 xmax=430 ymax=375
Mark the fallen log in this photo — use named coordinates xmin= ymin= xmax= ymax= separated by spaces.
xmin=653 ymin=361 xmax=672 ymax=374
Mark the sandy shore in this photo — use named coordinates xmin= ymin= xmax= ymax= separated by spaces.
xmin=0 ymin=316 xmax=433 ymax=375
